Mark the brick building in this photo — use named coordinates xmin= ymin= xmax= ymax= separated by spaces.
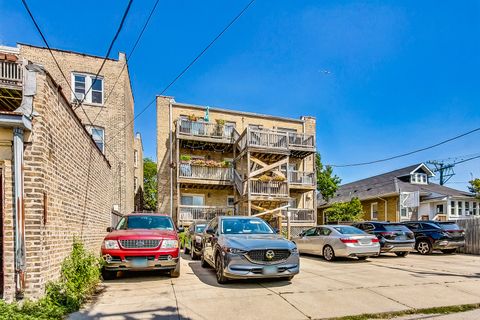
xmin=134 ymin=132 xmax=144 ymax=211
xmin=157 ymin=96 xmax=317 ymax=233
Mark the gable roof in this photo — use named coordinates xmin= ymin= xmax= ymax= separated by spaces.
xmin=318 ymin=163 xmax=474 ymax=207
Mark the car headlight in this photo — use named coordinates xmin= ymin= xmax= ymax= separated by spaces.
xmin=161 ymin=239 xmax=179 ymax=249
xmin=225 ymin=247 xmax=247 ymax=254
xmin=103 ymin=240 xmax=120 ymax=250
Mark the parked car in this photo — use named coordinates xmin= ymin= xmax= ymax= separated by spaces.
xmin=352 ymin=221 xmax=415 ymax=257
xmin=201 ymin=216 xmax=299 ymax=284
xmin=101 ymin=213 xmax=183 ymax=280
xmin=183 ymin=220 xmax=207 ymax=260
xmin=291 ymin=225 xmax=380 ymax=261
xmin=401 ymin=221 xmax=465 ymax=255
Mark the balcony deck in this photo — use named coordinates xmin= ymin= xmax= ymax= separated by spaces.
xmin=176 ymin=120 xmax=236 ymax=152
xmin=178 ymin=205 xmax=233 ymax=224
xmin=178 ymin=163 xmax=233 ymax=188
xmin=282 ymin=208 xmax=316 ymax=226
xmin=288 ymin=132 xmax=316 ymax=157
xmin=288 ymin=170 xmax=316 ymax=190
xmin=0 ymin=60 xmax=23 ymax=111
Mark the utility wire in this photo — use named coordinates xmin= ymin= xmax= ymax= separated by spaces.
xmin=105 ymin=0 xmax=257 ymax=146
xmin=74 ymin=0 xmax=134 ymax=110
xmin=329 ymin=127 xmax=480 ymax=167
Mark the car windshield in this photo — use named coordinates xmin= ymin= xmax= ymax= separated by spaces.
xmin=333 ymin=226 xmax=364 ymax=235
xmin=195 ymin=225 xmax=206 ymax=233
xmin=384 ymin=224 xmax=411 ymax=232
xmin=119 ymin=215 xmax=174 ymax=230
xmin=438 ymin=223 xmax=460 ymax=230
xmin=221 ymin=218 xmax=274 ymax=234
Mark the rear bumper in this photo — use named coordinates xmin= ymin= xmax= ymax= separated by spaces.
xmin=433 ymin=240 xmax=465 ymax=250
xmin=381 ymin=241 xmax=416 ymax=253
xmin=335 ymin=244 xmax=381 ymax=258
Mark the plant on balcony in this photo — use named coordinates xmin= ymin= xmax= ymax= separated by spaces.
xmin=272 ymin=175 xmax=286 ymax=182
xmin=187 ymin=114 xmax=198 ymax=121
xmin=215 ymin=119 xmax=225 ymax=125
xmin=214 ymin=118 xmax=225 ymax=136
xmin=258 ymin=174 xmax=272 ymax=183
xmin=221 ymin=160 xmax=232 ymax=168
xmin=180 ymin=154 xmax=191 ymax=162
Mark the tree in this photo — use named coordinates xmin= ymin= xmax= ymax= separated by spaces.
xmin=324 ymin=197 xmax=364 ymax=222
xmin=143 ymin=158 xmax=158 ymax=211
xmin=316 ymin=153 xmax=341 ymax=202
xmin=469 ymin=178 xmax=480 ymax=200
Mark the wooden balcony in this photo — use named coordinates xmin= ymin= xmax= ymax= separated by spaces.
xmin=176 ymin=119 xmax=236 ymax=149
xmin=250 ymin=180 xmax=289 ymax=199
xmin=288 ymin=170 xmax=316 ymax=189
xmin=282 ymin=208 xmax=316 ymax=225
xmin=178 ymin=205 xmax=233 ymax=224
xmin=288 ymin=132 xmax=316 ymax=157
xmin=178 ymin=163 xmax=233 ymax=188
xmin=0 ymin=60 xmax=23 ymax=111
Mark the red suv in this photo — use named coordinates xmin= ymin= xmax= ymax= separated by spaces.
xmin=101 ymin=213 xmax=182 ymax=280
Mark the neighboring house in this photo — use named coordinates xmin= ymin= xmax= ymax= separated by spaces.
xmin=318 ymin=163 xmax=478 ymax=223
xmin=156 ymin=96 xmax=317 ymax=231
xmin=0 ymin=46 xmax=113 ymax=300
xmin=17 ymin=43 xmax=142 ymax=216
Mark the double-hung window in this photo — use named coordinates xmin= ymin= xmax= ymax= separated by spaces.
xmin=457 ymin=201 xmax=463 ymax=215
xmin=180 ymin=194 xmax=204 ymax=206
xmin=86 ymin=126 xmax=105 ymax=153
xmin=450 ymin=201 xmax=456 ymax=216
xmin=465 ymin=202 xmax=470 ymax=215
xmin=72 ymin=73 xmax=104 ymax=105
xmin=473 ymin=202 xmax=478 ymax=215
xmin=371 ymin=202 xmax=378 ymax=220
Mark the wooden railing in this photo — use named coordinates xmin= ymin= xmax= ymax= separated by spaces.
xmin=233 ymin=170 xmax=244 ymax=195
xmin=177 ymin=119 xmax=235 ymax=141
xmin=282 ymin=208 xmax=316 ymax=223
xmin=288 ymin=170 xmax=315 ymax=186
xmin=179 ymin=163 xmax=232 ymax=181
xmin=247 ymin=129 xmax=288 ymax=150
xmin=287 ymin=132 xmax=315 ymax=149
xmin=250 ymin=180 xmax=288 ymax=197
xmin=0 ymin=60 xmax=22 ymax=86
xmin=179 ymin=205 xmax=233 ymax=223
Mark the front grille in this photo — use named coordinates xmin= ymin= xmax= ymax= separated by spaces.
xmin=247 ymin=249 xmax=291 ymax=263
xmin=119 ymin=239 xmax=160 ymax=249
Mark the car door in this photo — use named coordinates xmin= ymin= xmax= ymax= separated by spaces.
xmin=295 ymin=227 xmax=317 ymax=253
xmin=311 ymin=227 xmax=331 ymax=255
xmin=203 ymin=218 xmax=218 ymax=264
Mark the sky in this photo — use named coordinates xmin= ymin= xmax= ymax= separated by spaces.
xmin=1 ymin=0 xmax=479 ymax=191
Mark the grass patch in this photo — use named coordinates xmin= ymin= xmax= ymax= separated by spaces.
xmin=331 ymin=303 xmax=480 ymax=320
xmin=0 ymin=240 xmax=102 ymax=320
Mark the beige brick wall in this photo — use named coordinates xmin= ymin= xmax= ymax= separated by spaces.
xmin=1 ymin=72 xmax=112 ymax=300
xmin=19 ymin=44 xmax=135 ymax=215
xmin=134 ymin=133 xmax=144 ymax=211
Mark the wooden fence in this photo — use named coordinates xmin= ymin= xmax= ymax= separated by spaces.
xmin=456 ymin=218 xmax=480 ymax=255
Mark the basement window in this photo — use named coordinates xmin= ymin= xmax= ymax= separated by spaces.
xmin=71 ymin=73 xmax=104 ymax=105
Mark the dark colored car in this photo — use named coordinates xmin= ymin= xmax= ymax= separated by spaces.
xmin=401 ymin=221 xmax=465 ymax=255
xmin=352 ymin=221 xmax=415 ymax=257
xmin=101 ymin=213 xmax=183 ymax=280
xmin=183 ymin=220 xmax=207 ymax=260
xmin=201 ymin=216 xmax=299 ymax=284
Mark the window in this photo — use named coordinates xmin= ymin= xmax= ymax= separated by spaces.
xmin=180 ymin=194 xmax=204 ymax=206
xmin=473 ymin=202 xmax=478 ymax=215
xmin=458 ymin=201 xmax=463 ymax=215
xmin=451 ymin=201 xmax=456 ymax=215
xmin=134 ymin=150 xmax=138 ymax=168
xmin=224 ymin=122 xmax=236 ymax=136
xmin=317 ymin=227 xmax=332 ymax=236
xmin=248 ymin=124 xmax=263 ymax=131
xmin=411 ymin=173 xmax=428 ymax=184
xmin=302 ymin=227 xmax=318 ymax=237
xmin=227 ymin=196 xmax=235 ymax=207
xmin=134 ymin=177 xmax=138 ymax=191
xmin=72 ymin=73 xmax=104 ymax=105
xmin=276 ymin=127 xmax=297 ymax=133
xmin=436 ymin=204 xmax=444 ymax=214
xmin=371 ymin=202 xmax=378 ymax=220
xmin=86 ymin=126 xmax=105 ymax=153
xmin=465 ymin=202 xmax=470 ymax=215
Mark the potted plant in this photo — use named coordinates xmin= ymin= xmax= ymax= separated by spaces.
xmin=215 ymin=119 xmax=225 ymax=136
xmin=187 ymin=114 xmax=198 ymax=121
xmin=258 ymin=174 xmax=272 ymax=183
xmin=272 ymin=175 xmax=286 ymax=182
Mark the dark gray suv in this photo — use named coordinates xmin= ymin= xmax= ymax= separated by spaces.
xmin=201 ymin=216 xmax=299 ymax=284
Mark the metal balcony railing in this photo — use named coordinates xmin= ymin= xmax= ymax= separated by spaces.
xmin=177 ymin=119 xmax=235 ymax=141
xmin=282 ymin=208 xmax=316 ymax=223
xmin=178 ymin=205 xmax=233 ymax=223
xmin=250 ymin=180 xmax=289 ymax=197
xmin=179 ymin=163 xmax=233 ymax=181
xmin=0 ymin=60 xmax=22 ymax=86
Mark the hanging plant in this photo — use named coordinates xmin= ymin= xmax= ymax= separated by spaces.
xmin=272 ymin=175 xmax=286 ymax=182
xmin=258 ymin=174 xmax=272 ymax=183
xmin=216 ymin=119 xmax=225 ymax=126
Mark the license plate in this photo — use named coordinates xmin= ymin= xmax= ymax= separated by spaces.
xmin=359 ymin=239 xmax=371 ymax=245
xmin=262 ymin=265 xmax=278 ymax=275
xmin=131 ymin=258 xmax=148 ymax=268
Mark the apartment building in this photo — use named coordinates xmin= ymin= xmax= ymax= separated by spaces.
xmin=157 ymin=96 xmax=317 ymax=232
xmin=18 ymin=43 xmax=142 ymax=215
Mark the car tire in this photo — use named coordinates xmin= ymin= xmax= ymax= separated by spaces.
xmin=323 ymin=245 xmax=335 ymax=261
xmin=416 ymin=240 xmax=432 ymax=255
xmin=215 ymin=254 xmax=228 ymax=284
xmin=191 ymin=247 xmax=199 ymax=260
xmin=201 ymin=251 xmax=209 ymax=268
xmin=441 ymin=249 xmax=457 ymax=254
xmin=101 ymin=269 xmax=117 ymax=281
xmin=357 ymin=256 xmax=368 ymax=261
xmin=395 ymin=251 xmax=409 ymax=257
xmin=184 ymin=241 xmax=190 ymax=254
xmin=169 ymin=261 xmax=180 ymax=278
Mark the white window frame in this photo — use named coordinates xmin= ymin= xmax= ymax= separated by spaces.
xmin=411 ymin=173 xmax=428 ymax=185
xmin=134 ymin=150 xmax=139 ymax=168
xmin=71 ymin=72 xmax=104 ymax=105
xmin=465 ymin=201 xmax=470 ymax=215
xmin=180 ymin=193 xmax=205 ymax=206
xmin=473 ymin=202 xmax=478 ymax=215
xmin=227 ymin=196 xmax=235 ymax=207
xmin=86 ymin=125 xmax=105 ymax=153
xmin=450 ymin=200 xmax=456 ymax=216
xmin=458 ymin=201 xmax=463 ymax=215
xmin=371 ymin=202 xmax=378 ymax=220
xmin=134 ymin=177 xmax=138 ymax=191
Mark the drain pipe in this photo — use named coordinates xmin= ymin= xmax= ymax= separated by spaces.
xmin=13 ymin=127 xmax=26 ymax=298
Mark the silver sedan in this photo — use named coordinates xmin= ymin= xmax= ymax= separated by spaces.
xmin=292 ymin=225 xmax=380 ymax=261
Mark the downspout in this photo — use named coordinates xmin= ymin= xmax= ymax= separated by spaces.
xmin=378 ymin=197 xmax=388 ymax=222
xmin=13 ymin=128 xmax=25 ymax=298
xmin=168 ymin=99 xmax=173 ymax=218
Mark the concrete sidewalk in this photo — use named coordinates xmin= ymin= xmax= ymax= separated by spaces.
xmin=391 ymin=309 xmax=480 ymax=320
xmin=69 ymin=253 xmax=480 ymax=320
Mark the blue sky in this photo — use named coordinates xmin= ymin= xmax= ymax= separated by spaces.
xmin=1 ymin=0 xmax=479 ymax=190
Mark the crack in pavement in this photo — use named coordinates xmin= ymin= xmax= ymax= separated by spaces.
xmin=257 ymin=282 xmax=312 ymax=320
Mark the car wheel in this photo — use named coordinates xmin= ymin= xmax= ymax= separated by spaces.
xmin=323 ymin=245 xmax=335 ymax=261
xmin=169 ymin=261 xmax=180 ymax=278
xmin=416 ymin=240 xmax=432 ymax=255
xmin=101 ymin=269 xmax=117 ymax=281
xmin=201 ymin=251 xmax=209 ymax=268
xmin=191 ymin=247 xmax=198 ymax=260
xmin=357 ymin=256 xmax=368 ymax=261
xmin=184 ymin=241 xmax=190 ymax=254
xmin=215 ymin=254 xmax=228 ymax=284
xmin=395 ymin=251 xmax=409 ymax=257
xmin=441 ymin=249 xmax=457 ymax=254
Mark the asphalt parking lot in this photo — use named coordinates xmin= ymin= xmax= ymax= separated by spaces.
xmin=70 ymin=252 xmax=480 ymax=320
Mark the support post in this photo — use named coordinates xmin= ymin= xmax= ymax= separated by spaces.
xmin=13 ymin=127 xmax=25 ymax=298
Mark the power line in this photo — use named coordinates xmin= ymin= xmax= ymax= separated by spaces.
xmin=329 ymin=127 xmax=480 ymax=168
xmin=453 ymin=154 xmax=480 ymax=166
xmin=74 ymin=0 xmax=134 ymax=110
xmin=105 ymin=0 xmax=257 ymax=146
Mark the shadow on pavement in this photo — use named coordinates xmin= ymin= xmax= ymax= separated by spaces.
xmin=70 ymin=306 xmax=192 ymax=320
xmin=299 ymin=252 xmax=375 ymax=264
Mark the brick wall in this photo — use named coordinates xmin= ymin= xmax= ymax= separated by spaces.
xmin=1 ymin=71 xmax=112 ymax=300
xmin=19 ymin=44 xmax=134 ymax=215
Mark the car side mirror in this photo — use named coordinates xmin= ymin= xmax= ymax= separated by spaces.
xmin=206 ymin=228 xmax=215 ymax=235
xmin=106 ymin=227 xmax=113 ymax=233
